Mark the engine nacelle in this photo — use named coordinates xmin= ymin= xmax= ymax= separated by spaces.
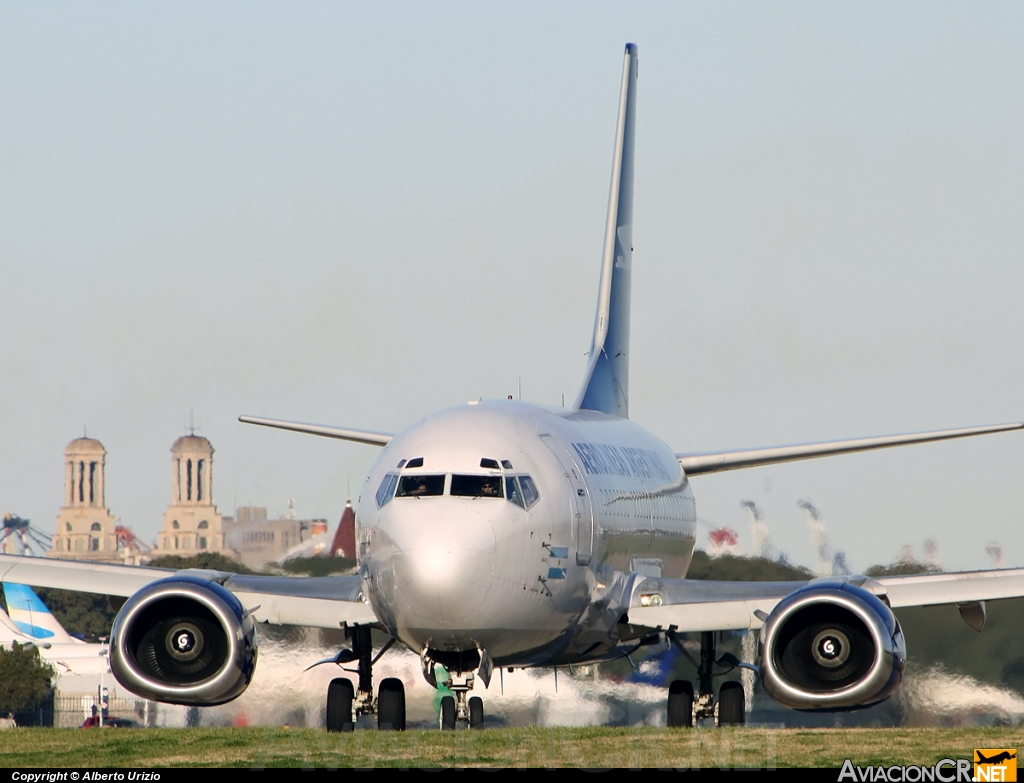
xmin=758 ymin=582 xmax=905 ymax=711
xmin=109 ymin=576 xmax=258 ymax=706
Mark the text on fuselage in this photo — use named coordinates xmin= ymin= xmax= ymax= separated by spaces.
xmin=571 ymin=442 xmax=671 ymax=481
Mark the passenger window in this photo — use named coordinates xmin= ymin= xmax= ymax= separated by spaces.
xmin=451 ymin=474 xmax=503 ymax=498
xmin=519 ymin=475 xmax=540 ymax=507
xmin=396 ymin=474 xmax=445 ymax=497
xmin=376 ymin=473 xmax=399 ymax=507
xmin=506 ymin=477 xmax=525 ymax=508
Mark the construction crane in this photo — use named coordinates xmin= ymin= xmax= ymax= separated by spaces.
xmin=115 ymin=525 xmax=151 ymax=560
xmin=0 ymin=513 xmax=53 ymax=556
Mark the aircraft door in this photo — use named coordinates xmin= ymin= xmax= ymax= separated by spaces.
xmin=539 ymin=434 xmax=594 ymax=566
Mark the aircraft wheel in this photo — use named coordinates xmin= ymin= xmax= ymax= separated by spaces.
xmin=326 ymin=678 xmax=354 ymax=733
xmin=468 ymin=696 xmax=484 ymax=729
xmin=718 ymin=681 xmax=745 ymax=726
xmin=439 ymin=695 xmax=456 ymax=730
xmin=667 ymin=679 xmax=694 ymax=728
xmin=377 ymin=677 xmax=406 ymax=731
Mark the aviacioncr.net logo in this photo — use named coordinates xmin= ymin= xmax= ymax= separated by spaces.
xmin=838 ymin=759 xmax=973 ymax=782
xmin=974 ymin=749 xmax=1017 ymax=782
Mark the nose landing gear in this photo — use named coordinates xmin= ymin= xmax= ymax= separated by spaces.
xmin=437 ymin=670 xmax=485 ymax=729
xmin=422 ymin=649 xmax=487 ymax=730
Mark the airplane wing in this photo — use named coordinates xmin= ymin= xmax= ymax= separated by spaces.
xmin=0 ymin=555 xmax=378 ymax=629
xmin=238 ymin=415 xmax=393 ymax=446
xmin=626 ymin=566 xmax=1024 ymax=633
xmin=676 ymin=422 xmax=1023 ymax=475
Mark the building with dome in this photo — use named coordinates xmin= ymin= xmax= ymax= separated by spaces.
xmin=152 ymin=434 xmax=230 ymax=556
xmin=50 ymin=437 xmax=119 ymax=559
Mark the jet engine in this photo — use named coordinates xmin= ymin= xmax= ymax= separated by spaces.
xmin=758 ymin=582 xmax=905 ymax=711
xmin=109 ymin=576 xmax=258 ymax=705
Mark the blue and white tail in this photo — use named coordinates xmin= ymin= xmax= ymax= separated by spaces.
xmin=0 ymin=605 xmax=31 ymax=644
xmin=3 ymin=583 xmax=80 ymax=644
xmin=575 ymin=43 xmax=638 ymax=420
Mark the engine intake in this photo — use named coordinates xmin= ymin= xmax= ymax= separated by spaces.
xmin=109 ymin=576 xmax=258 ymax=705
xmin=758 ymin=582 xmax=905 ymax=711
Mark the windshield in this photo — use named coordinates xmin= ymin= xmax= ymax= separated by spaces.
xmin=396 ymin=474 xmax=445 ymax=497
xmin=519 ymin=475 xmax=540 ymax=507
xmin=375 ymin=473 xmax=399 ymax=507
xmin=451 ymin=474 xmax=503 ymax=498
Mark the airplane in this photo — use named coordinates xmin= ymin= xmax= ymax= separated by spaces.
xmin=976 ymin=751 xmax=1017 ymax=765
xmin=3 ymin=42 xmax=1024 ymax=732
xmin=0 ymin=583 xmax=109 ymax=676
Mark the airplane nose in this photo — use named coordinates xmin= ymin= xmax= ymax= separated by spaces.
xmin=388 ymin=505 xmax=496 ymax=625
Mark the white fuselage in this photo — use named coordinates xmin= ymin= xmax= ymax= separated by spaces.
xmin=37 ymin=643 xmax=110 ymax=676
xmin=0 ymin=608 xmax=109 ymax=675
xmin=356 ymin=400 xmax=696 ymax=668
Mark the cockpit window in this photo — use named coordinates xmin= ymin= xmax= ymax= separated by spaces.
xmin=451 ymin=474 xmax=503 ymax=498
xmin=506 ymin=477 xmax=525 ymax=507
xmin=405 ymin=457 xmax=424 ymax=468
xmin=396 ymin=474 xmax=444 ymax=497
xmin=519 ymin=475 xmax=540 ymax=507
xmin=376 ymin=473 xmax=399 ymax=507
xmin=501 ymin=460 xmax=513 ymax=469
xmin=479 ymin=458 xmax=499 ymax=469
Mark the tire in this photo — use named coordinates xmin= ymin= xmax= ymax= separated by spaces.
xmin=468 ymin=696 xmax=484 ymax=729
xmin=326 ymin=678 xmax=354 ymax=733
xmin=718 ymin=681 xmax=745 ymax=726
xmin=439 ymin=695 xmax=456 ymax=730
xmin=377 ymin=677 xmax=406 ymax=731
xmin=667 ymin=679 xmax=694 ymax=728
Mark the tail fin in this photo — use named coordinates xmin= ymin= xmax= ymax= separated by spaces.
xmin=0 ymin=606 xmax=31 ymax=644
xmin=575 ymin=43 xmax=638 ymax=419
xmin=3 ymin=583 xmax=79 ymax=644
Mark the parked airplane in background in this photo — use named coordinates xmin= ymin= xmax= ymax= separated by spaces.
xmin=2 ymin=43 xmax=1024 ymax=731
xmin=0 ymin=583 xmax=109 ymax=675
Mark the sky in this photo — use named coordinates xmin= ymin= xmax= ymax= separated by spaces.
xmin=2 ymin=2 xmax=1023 ymax=573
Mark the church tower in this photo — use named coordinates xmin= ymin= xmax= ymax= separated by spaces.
xmin=153 ymin=435 xmax=229 ymax=556
xmin=51 ymin=437 xmax=118 ymax=559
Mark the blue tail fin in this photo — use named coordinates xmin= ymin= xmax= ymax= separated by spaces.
xmin=3 ymin=583 xmax=78 ymax=644
xmin=575 ymin=43 xmax=638 ymax=419
xmin=0 ymin=606 xmax=30 ymax=644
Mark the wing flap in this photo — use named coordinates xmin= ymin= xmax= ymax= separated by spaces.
xmin=627 ymin=578 xmax=806 ymax=633
xmin=630 ymin=600 xmax=771 ymax=633
xmin=677 ymin=422 xmax=1023 ymax=476
xmin=625 ymin=568 xmax=1024 ymax=634
xmin=876 ymin=567 xmax=1024 ymax=608
xmin=223 ymin=574 xmax=377 ymax=627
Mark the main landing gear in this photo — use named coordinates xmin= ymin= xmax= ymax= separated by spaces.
xmin=324 ymin=626 xmax=405 ymax=732
xmin=666 ymin=631 xmax=747 ymax=728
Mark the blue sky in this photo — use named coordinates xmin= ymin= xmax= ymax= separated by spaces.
xmin=2 ymin=2 xmax=1023 ymax=571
